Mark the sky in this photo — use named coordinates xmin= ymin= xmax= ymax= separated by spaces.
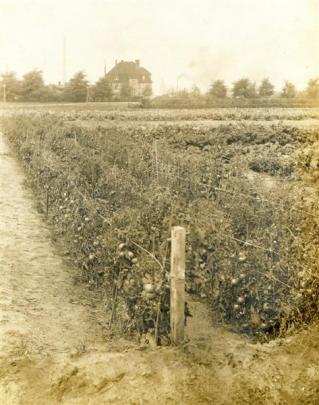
xmin=0 ymin=0 xmax=318 ymax=94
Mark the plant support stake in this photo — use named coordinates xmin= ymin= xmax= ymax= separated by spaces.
xmin=170 ymin=226 xmax=185 ymax=345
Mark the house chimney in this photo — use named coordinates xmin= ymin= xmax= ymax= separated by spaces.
xmin=135 ymin=59 xmax=140 ymax=67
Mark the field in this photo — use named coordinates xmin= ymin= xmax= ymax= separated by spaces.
xmin=1 ymin=104 xmax=319 ymax=403
xmin=2 ymin=104 xmax=319 ymax=338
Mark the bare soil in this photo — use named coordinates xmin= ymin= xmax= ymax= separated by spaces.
xmin=1 ymin=131 xmax=319 ymax=404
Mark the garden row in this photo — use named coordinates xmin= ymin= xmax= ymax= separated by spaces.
xmin=62 ymin=107 xmax=319 ymax=123
xmin=2 ymin=112 xmax=318 ymax=341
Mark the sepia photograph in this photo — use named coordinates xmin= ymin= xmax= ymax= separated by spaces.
xmin=0 ymin=0 xmax=319 ymax=403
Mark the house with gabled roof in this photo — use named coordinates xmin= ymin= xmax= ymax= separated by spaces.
xmin=105 ymin=60 xmax=152 ymax=98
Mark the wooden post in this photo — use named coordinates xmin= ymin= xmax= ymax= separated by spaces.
xmin=46 ymin=187 xmax=50 ymax=218
xmin=170 ymin=226 xmax=185 ymax=345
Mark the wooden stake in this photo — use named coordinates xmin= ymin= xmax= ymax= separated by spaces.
xmin=46 ymin=188 xmax=50 ymax=218
xmin=170 ymin=226 xmax=185 ymax=345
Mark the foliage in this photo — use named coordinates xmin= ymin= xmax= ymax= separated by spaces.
xmin=208 ymin=80 xmax=227 ymax=98
xmin=281 ymin=81 xmax=296 ymax=98
xmin=92 ymin=76 xmax=113 ymax=101
xmin=62 ymin=107 xmax=319 ymax=122
xmin=305 ymin=78 xmax=319 ymax=99
xmin=1 ymin=111 xmax=318 ymax=342
xmin=152 ymin=95 xmax=319 ymax=108
xmin=64 ymin=71 xmax=89 ymax=102
xmin=249 ymin=157 xmax=294 ymax=176
xmin=258 ymin=78 xmax=275 ymax=97
xmin=20 ymin=70 xmax=47 ymax=102
xmin=1 ymin=66 xmax=319 ymax=106
xmin=0 ymin=71 xmax=21 ymax=101
xmin=296 ymin=134 xmax=319 ymax=324
xmin=45 ymin=84 xmax=65 ymax=102
xmin=232 ymin=79 xmax=257 ymax=98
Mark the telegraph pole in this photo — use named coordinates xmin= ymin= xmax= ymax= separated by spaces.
xmin=86 ymin=85 xmax=90 ymax=102
xmin=62 ymin=37 xmax=67 ymax=85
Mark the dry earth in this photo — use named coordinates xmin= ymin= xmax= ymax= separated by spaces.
xmin=1 ymin=131 xmax=319 ymax=404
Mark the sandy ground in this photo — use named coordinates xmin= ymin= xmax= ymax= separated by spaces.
xmin=1 ymin=130 xmax=319 ymax=404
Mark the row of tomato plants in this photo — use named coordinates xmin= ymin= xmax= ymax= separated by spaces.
xmin=2 ymin=113 xmax=316 ymax=341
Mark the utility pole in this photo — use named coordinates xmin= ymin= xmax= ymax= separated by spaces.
xmin=62 ymin=37 xmax=66 ymax=85
xmin=86 ymin=85 xmax=90 ymax=102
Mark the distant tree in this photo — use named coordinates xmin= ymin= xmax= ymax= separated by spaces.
xmin=45 ymin=84 xmax=65 ymax=102
xmin=20 ymin=70 xmax=47 ymax=101
xmin=208 ymin=80 xmax=227 ymax=98
xmin=232 ymin=79 xmax=257 ymax=98
xmin=258 ymin=78 xmax=275 ymax=97
xmin=281 ymin=81 xmax=296 ymax=98
xmin=306 ymin=78 xmax=319 ymax=99
xmin=64 ymin=71 xmax=88 ymax=102
xmin=120 ymin=83 xmax=133 ymax=100
xmin=92 ymin=76 xmax=113 ymax=101
xmin=0 ymin=71 xmax=21 ymax=101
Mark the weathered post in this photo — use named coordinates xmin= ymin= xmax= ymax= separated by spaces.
xmin=170 ymin=226 xmax=185 ymax=345
xmin=46 ymin=186 xmax=50 ymax=218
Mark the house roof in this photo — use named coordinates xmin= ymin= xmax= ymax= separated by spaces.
xmin=106 ymin=61 xmax=152 ymax=84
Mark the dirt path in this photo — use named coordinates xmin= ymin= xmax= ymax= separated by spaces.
xmin=1 ymin=131 xmax=319 ymax=404
xmin=0 ymin=131 xmax=107 ymax=354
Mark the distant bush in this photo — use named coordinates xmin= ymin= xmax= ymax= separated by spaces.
xmin=151 ymin=95 xmax=319 ymax=109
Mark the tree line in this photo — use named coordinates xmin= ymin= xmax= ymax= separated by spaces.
xmin=155 ymin=78 xmax=319 ymax=108
xmin=1 ymin=69 xmax=319 ymax=102
xmin=0 ymin=70 xmax=139 ymax=102
xmin=202 ymin=78 xmax=319 ymax=99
